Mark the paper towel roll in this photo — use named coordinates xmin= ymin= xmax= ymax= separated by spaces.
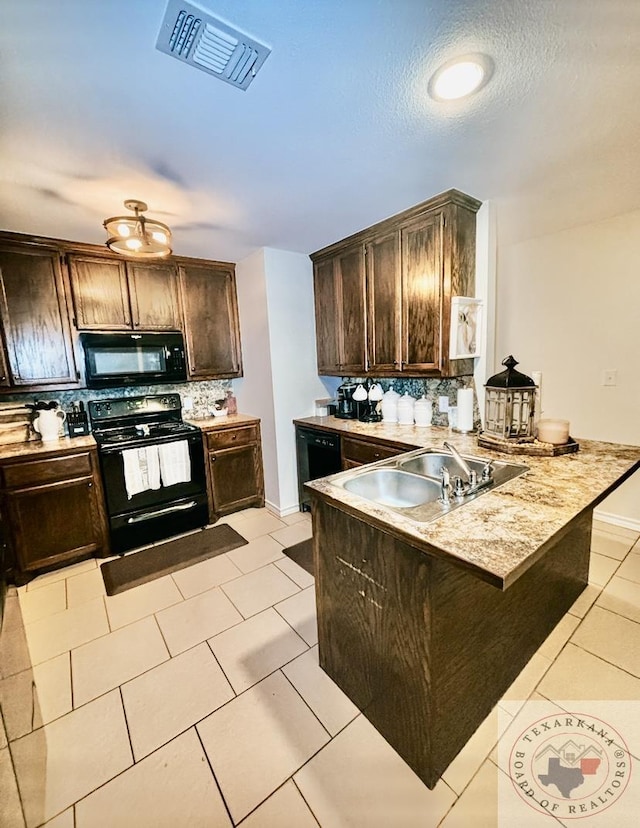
xmin=457 ymin=388 xmax=474 ymax=432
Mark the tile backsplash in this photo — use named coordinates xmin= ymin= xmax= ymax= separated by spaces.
xmin=2 ymin=380 xmax=232 ymax=423
xmin=341 ymin=375 xmax=480 ymax=428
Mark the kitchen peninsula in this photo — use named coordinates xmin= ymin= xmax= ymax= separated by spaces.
xmin=299 ymin=415 xmax=640 ymax=788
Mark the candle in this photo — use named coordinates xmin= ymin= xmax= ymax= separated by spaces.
xmin=457 ymin=388 xmax=474 ymax=432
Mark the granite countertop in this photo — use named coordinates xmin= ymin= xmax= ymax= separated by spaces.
xmin=298 ymin=416 xmax=640 ymax=590
xmin=186 ymin=413 xmax=260 ymax=430
xmin=0 ymin=414 xmax=261 ymax=459
xmin=0 ymin=434 xmax=97 ymax=460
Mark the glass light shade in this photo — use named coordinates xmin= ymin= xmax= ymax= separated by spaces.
xmin=428 ymin=54 xmax=493 ymax=101
xmin=104 ymin=200 xmax=172 ymax=258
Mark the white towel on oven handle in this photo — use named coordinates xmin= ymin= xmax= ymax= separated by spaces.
xmin=158 ymin=440 xmax=192 ymax=487
xmin=122 ymin=446 xmax=161 ymax=499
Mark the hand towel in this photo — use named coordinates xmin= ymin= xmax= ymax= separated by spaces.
xmin=122 ymin=446 xmax=161 ymax=499
xmin=158 ymin=440 xmax=192 ymax=487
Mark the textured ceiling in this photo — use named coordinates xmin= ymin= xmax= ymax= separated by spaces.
xmin=1 ymin=0 xmax=639 ymax=261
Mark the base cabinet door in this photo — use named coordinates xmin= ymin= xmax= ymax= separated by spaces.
xmin=209 ymin=444 xmax=263 ymax=516
xmin=5 ymin=477 xmax=102 ymax=574
xmin=0 ymin=448 xmax=109 ymax=581
xmin=205 ymin=422 xmax=264 ymax=518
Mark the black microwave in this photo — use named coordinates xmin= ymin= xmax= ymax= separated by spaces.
xmin=80 ymin=332 xmax=187 ymax=389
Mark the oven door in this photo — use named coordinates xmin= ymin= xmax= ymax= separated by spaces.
xmin=99 ymin=432 xmax=207 ymax=517
xmin=98 ymin=431 xmax=209 ymax=553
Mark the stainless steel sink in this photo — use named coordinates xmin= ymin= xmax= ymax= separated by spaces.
xmin=399 ymin=452 xmax=485 ymax=480
xmin=399 ymin=450 xmax=528 ymax=489
xmin=343 ymin=469 xmax=441 ymax=508
xmin=335 ymin=447 xmax=529 ymax=523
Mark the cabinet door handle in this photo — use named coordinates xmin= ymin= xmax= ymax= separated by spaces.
xmin=88 ymin=481 xmax=93 ymax=488
xmin=0 ymin=375 xmax=5 ymax=382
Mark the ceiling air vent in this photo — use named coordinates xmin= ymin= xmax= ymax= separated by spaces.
xmin=156 ymin=0 xmax=271 ymax=90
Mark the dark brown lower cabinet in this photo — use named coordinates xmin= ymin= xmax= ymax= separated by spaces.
xmin=204 ymin=421 xmax=265 ymax=519
xmin=312 ymin=497 xmax=590 ymax=789
xmin=341 ymin=435 xmax=412 ymax=469
xmin=0 ymin=446 xmax=110 ymax=583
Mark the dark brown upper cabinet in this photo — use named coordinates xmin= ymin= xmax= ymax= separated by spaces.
xmin=310 ymin=189 xmax=481 ymax=378
xmin=68 ymin=253 xmax=181 ymax=331
xmin=366 ymin=230 xmax=401 ymax=373
xmin=0 ymin=244 xmax=80 ymax=390
xmin=178 ymin=261 xmax=243 ymax=380
xmin=312 ymin=243 xmax=366 ymax=374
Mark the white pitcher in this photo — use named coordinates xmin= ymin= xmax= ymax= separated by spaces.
xmin=33 ymin=408 xmax=66 ymax=441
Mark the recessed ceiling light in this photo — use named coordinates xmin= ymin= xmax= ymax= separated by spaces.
xmin=428 ymin=54 xmax=493 ymax=101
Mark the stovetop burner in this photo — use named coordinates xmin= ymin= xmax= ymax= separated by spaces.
xmin=88 ymin=394 xmax=199 ymax=449
xmin=92 ymin=421 xmax=199 ymax=446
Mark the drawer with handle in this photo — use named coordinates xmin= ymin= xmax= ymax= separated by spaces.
xmin=341 ymin=437 xmax=406 ymax=467
xmin=1 ymin=451 xmax=93 ymax=488
xmin=206 ymin=425 xmax=259 ymax=451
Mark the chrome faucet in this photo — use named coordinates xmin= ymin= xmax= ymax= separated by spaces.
xmin=443 ymin=441 xmax=477 ymax=488
xmin=440 ymin=466 xmax=451 ymax=505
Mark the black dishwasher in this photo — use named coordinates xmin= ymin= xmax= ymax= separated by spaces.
xmin=296 ymin=426 xmax=342 ymax=511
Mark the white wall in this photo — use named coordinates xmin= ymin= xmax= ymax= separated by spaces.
xmin=473 ymin=201 xmax=497 ymax=422
xmin=234 ymin=247 xmax=329 ymax=515
xmin=233 ymin=249 xmax=279 ymax=507
xmin=496 ymin=207 xmax=640 ymax=527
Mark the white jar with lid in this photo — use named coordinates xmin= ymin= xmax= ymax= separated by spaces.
xmin=381 ymin=389 xmax=399 ymax=423
xmin=414 ymin=395 xmax=432 ymax=427
xmin=396 ymin=392 xmax=416 ymax=425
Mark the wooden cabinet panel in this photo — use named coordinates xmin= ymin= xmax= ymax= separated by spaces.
xmin=205 ymin=425 xmax=259 ymax=451
xmin=68 ymin=254 xmax=131 ymax=329
xmin=0 ymin=246 xmax=79 ymax=388
xmin=208 ymin=444 xmax=263 ymax=516
xmin=336 ymin=244 xmax=366 ymax=374
xmin=366 ymin=231 xmax=401 ymax=372
xmin=69 ymin=255 xmax=181 ymax=332
xmin=5 ymin=476 xmax=101 ymax=573
xmin=401 ymin=213 xmax=441 ymax=372
xmin=0 ymin=446 xmax=109 ymax=579
xmin=128 ymin=262 xmax=181 ymax=330
xmin=341 ymin=436 xmax=405 ymax=468
xmin=0 ymin=452 xmax=92 ymax=488
xmin=311 ymin=189 xmax=480 ymax=378
xmin=313 ymin=257 xmax=340 ymax=374
xmin=179 ymin=263 xmax=242 ymax=379
xmin=205 ymin=422 xmax=264 ymax=518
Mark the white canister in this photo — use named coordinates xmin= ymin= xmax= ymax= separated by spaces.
xmin=397 ymin=392 xmax=416 ymax=425
xmin=381 ymin=389 xmax=399 ymax=423
xmin=414 ymin=395 xmax=432 ymax=427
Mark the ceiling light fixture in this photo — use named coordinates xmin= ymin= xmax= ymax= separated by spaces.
xmin=428 ymin=54 xmax=493 ymax=101
xmin=104 ymin=200 xmax=172 ymax=258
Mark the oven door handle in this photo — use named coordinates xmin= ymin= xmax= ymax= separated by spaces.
xmin=126 ymin=501 xmax=198 ymax=524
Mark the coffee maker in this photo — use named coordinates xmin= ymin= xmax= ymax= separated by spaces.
xmin=335 ymin=381 xmax=357 ymax=419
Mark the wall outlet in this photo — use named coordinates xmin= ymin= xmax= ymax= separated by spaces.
xmin=438 ymin=396 xmax=450 ymax=413
xmin=602 ymin=369 xmax=617 ymax=387
xmin=182 ymin=396 xmax=194 ymax=411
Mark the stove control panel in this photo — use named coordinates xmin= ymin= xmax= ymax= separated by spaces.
xmin=88 ymin=394 xmax=182 ymax=422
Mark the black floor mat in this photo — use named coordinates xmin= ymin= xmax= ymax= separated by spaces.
xmin=101 ymin=524 xmax=248 ymax=596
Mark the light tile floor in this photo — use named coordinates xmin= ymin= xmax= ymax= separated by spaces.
xmin=0 ymin=511 xmax=638 ymax=827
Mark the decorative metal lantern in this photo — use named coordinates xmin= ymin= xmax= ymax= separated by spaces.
xmin=483 ymin=355 xmax=537 ymax=441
